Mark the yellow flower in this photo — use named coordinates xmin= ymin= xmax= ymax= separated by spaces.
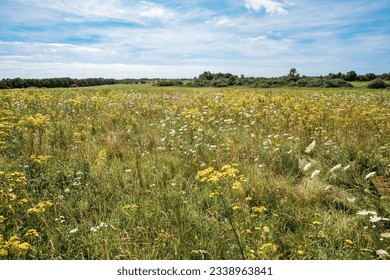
xmin=209 ymin=191 xmax=219 ymax=198
xmin=245 ymin=229 xmax=252 ymax=234
xmin=0 ymin=248 xmax=8 ymax=257
xmin=245 ymin=196 xmax=252 ymax=201
xmin=312 ymin=221 xmax=322 ymax=226
xmin=24 ymin=229 xmax=40 ymax=238
xmin=252 ymin=206 xmax=266 ymax=213
xmin=232 ymin=205 xmax=240 ymax=211
xmin=344 ymin=239 xmax=353 ymax=245
xmin=259 ymin=243 xmax=277 ymax=253
xmin=196 ymin=167 xmax=214 ymax=180
xmin=263 ymin=226 xmax=270 ymax=233
xmin=122 ymin=204 xmax=139 ymax=212
xmin=30 ymin=154 xmax=51 ymax=165
xmin=0 ymin=215 xmax=6 ymax=223
xmin=317 ymin=230 xmax=325 ymax=238
xmin=17 ymin=242 xmax=30 ymax=251
xmin=17 ymin=198 xmax=28 ymax=205
xmin=297 ymin=250 xmax=304 ymax=255
xmin=27 ymin=200 xmax=53 ymax=213
xmin=232 ymin=181 xmax=243 ymax=191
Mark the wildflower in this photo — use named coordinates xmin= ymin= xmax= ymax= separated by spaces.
xmin=232 ymin=205 xmax=241 ymax=211
xmin=259 ymin=243 xmax=277 ymax=253
xmin=90 ymin=227 xmax=98 ymax=232
xmin=343 ymin=165 xmax=351 ymax=171
xmin=18 ymin=198 xmax=28 ymax=204
xmin=122 ymin=204 xmax=139 ymax=212
xmin=365 ymin=172 xmax=376 ymax=179
xmin=330 ymin=164 xmax=342 ymax=172
xmin=245 ymin=229 xmax=252 ymax=234
xmin=27 ymin=200 xmax=53 ymax=213
xmin=252 ymin=206 xmax=266 ymax=213
xmin=17 ymin=242 xmax=30 ymax=251
xmin=232 ymin=181 xmax=243 ymax=191
xmin=317 ymin=230 xmax=325 ymax=238
xmin=196 ymin=167 xmax=214 ymax=181
xmin=297 ymin=250 xmax=304 ymax=255
xmin=24 ymin=229 xmax=40 ymax=238
xmin=380 ymin=232 xmax=390 ymax=238
xmin=263 ymin=226 xmax=270 ymax=233
xmin=312 ymin=221 xmax=322 ymax=226
xmin=356 ymin=210 xmax=377 ymax=216
xmin=245 ymin=196 xmax=252 ymax=201
xmin=369 ymin=215 xmax=389 ymax=223
xmin=376 ymin=249 xmax=389 ymax=259
xmin=30 ymin=154 xmax=51 ymax=165
xmin=209 ymin=191 xmax=219 ymax=198
xmin=303 ymin=163 xmax=312 ymax=171
xmin=344 ymin=239 xmax=353 ymax=245
xmin=96 ymin=149 xmax=107 ymax=166
xmin=69 ymin=228 xmax=79 ymax=234
xmin=310 ymin=170 xmax=321 ymax=179
xmin=0 ymin=248 xmax=7 ymax=256
xmin=305 ymin=140 xmax=316 ymax=153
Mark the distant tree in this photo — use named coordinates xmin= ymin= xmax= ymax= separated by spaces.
xmin=344 ymin=71 xmax=358 ymax=81
xmin=288 ymin=68 xmax=300 ymax=82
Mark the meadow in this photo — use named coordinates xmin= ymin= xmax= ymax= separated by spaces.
xmin=0 ymin=85 xmax=389 ymax=260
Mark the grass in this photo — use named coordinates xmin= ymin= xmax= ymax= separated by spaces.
xmin=0 ymin=85 xmax=389 ymax=260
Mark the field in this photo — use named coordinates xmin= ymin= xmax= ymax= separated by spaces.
xmin=0 ymin=85 xmax=389 ymax=260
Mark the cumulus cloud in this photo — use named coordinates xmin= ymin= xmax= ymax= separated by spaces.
xmin=244 ymin=0 xmax=292 ymax=15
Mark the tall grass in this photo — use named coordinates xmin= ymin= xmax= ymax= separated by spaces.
xmin=0 ymin=85 xmax=389 ymax=259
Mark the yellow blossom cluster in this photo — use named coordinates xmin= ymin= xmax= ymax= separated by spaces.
xmin=196 ymin=164 xmax=246 ymax=192
xmin=0 ymin=235 xmax=30 ymax=257
xmin=27 ymin=201 xmax=54 ymax=214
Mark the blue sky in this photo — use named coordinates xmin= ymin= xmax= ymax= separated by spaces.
xmin=0 ymin=0 xmax=389 ymax=78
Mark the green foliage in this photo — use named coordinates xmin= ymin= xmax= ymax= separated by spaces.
xmin=367 ymin=78 xmax=388 ymax=89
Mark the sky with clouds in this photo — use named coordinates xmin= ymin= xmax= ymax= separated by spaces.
xmin=0 ymin=0 xmax=389 ymax=78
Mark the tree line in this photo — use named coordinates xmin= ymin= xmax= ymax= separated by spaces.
xmin=1 ymin=69 xmax=389 ymax=89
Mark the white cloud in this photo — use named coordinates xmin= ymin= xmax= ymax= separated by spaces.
xmin=14 ymin=0 xmax=176 ymax=23
xmin=244 ymin=0 xmax=292 ymax=15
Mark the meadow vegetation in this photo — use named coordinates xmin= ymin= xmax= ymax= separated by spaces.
xmin=0 ymin=85 xmax=389 ymax=260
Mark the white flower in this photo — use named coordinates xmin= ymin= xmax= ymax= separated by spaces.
xmin=330 ymin=164 xmax=342 ymax=172
xmin=343 ymin=165 xmax=351 ymax=171
xmin=311 ymin=170 xmax=321 ymax=179
xmin=370 ymin=215 xmax=382 ymax=223
xmin=305 ymin=140 xmax=316 ymax=153
xmin=303 ymin=163 xmax=312 ymax=171
xmin=365 ymin=172 xmax=376 ymax=179
xmin=357 ymin=210 xmax=377 ymax=216
xmin=376 ymin=249 xmax=389 ymax=258
xmin=69 ymin=228 xmax=78 ymax=234
xmin=380 ymin=232 xmax=390 ymax=238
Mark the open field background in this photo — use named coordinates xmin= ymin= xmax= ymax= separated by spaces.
xmin=1 ymin=85 xmax=389 ymax=260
